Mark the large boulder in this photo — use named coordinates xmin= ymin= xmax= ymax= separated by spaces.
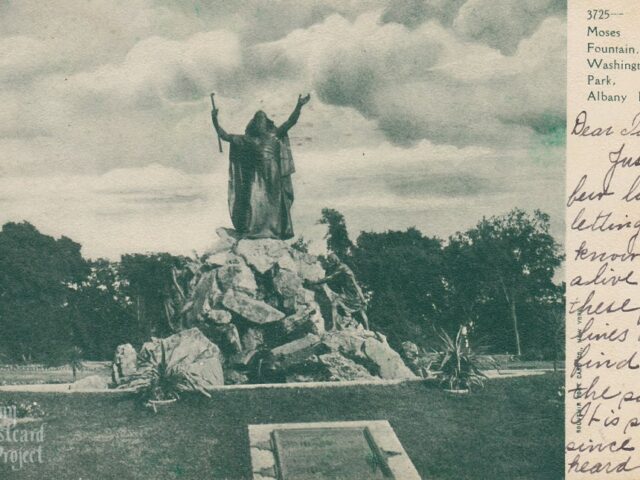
xmin=290 ymin=250 xmax=325 ymax=282
xmin=205 ymin=249 xmax=233 ymax=267
xmin=362 ymin=337 xmax=416 ymax=380
xmin=225 ymin=369 xmax=249 ymax=385
xmin=182 ymin=271 xmax=223 ymax=325
xmin=235 ymin=238 xmax=290 ymax=274
xmin=202 ymin=228 xmax=237 ymax=265
xmin=268 ymin=334 xmax=323 ymax=369
xmin=318 ymin=353 xmax=377 ymax=381
xmin=272 ymin=268 xmax=304 ymax=312
xmin=282 ymin=306 xmax=325 ymax=337
xmin=322 ymin=329 xmax=415 ymax=380
xmin=264 ymin=329 xmax=416 ymax=382
xmin=139 ymin=328 xmax=225 ymax=389
xmin=210 ymin=323 xmax=242 ymax=354
xmin=321 ymin=329 xmax=372 ymax=358
xmin=216 ymin=259 xmax=258 ymax=296
xmin=222 ymin=290 xmax=285 ymax=325
xmin=206 ymin=309 xmax=232 ymax=325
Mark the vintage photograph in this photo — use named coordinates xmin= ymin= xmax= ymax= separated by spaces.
xmin=0 ymin=1 xmax=566 ymax=478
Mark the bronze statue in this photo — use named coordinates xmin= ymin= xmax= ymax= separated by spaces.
xmin=308 ymin=253 xmax=370 ymax=331
xmin=211 ymin=94 xmax=310 ymax=240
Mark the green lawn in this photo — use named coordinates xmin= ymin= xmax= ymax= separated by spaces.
xmin=0 ymin=374 xmax=563 ymax=480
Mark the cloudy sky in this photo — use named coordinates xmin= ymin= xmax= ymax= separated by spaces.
xmin=0 ymin=0 xmax=566 ymax=259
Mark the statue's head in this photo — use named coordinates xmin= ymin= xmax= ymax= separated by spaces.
xmin=245 ymin=110 xmax=275 ymax=137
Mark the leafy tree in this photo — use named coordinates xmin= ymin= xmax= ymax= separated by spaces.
xmin=66 ymin=259 xmax=136 ymax=359
xmin=446 ymin=209 xmax=563 ymax=356
xmin=0 ymin=222 xmax=88 ymax=362
xmin=441 ymin=238 xmax=488 ymax=335
xmin=319 ymin=208 xmax=354 ymax=259
xmin=535 ymin=282 xmax=565 ymax=367
xmin=352 ymin=228 xmax=446 ymax=346
xmin=119 ymin=253 xmax=190 ymax=343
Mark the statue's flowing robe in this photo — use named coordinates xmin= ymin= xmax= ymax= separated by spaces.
xmin=227 ymin=132 xmax=295 ymax=240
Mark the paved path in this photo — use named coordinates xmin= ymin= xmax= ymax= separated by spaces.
xmin=0 ymin=368 xmax=559 ymax=394
xmin=484 ymin=368 xmax=560 ymax=379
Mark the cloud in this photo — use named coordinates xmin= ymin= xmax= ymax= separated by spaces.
xmin=255 ymin=12 xmax=566 ymax=147
xmin=0 ymin=138 xmax=564 ymax=259
xmin=453 ymin=0 xmax=565 ymax=54
xmin=381 ymin=0 xmax=467 ymax=28
xmin=65 ymin=30 xmax=241 ymax=108
xmin=293 ymin=140 xmax=564 ymax=243
xmin=0 ymin=36 xmax=65 ymax=84
xmin=156 ymin=0 xmax=389 ymax=44
xmin=0 ymin=4 xmax=566 ymax=176
xmin=380 ymin=0 xmax=565 ymax=56
xmin=0 ymin=164 xmax=229 ymax=258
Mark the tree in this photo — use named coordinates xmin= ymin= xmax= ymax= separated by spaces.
xmin=537 ymin=282 xmax=565 ymax=369
xmin=441 ymin=238 xmax=488 ymax=335
xmin=0 ymin=222 xmax=88 ymax=362
xmin=66 ymin=259 xmax=137 ymax=359
xmin=351 ymin=228 xmax=446 ymax=347
xmin=119 ymin=253 xmax=190 ymax=342
xmin=319 ymin=208 xmax=354 ymax=259
xmin=446 ymin=209 xmax=563 ymax=356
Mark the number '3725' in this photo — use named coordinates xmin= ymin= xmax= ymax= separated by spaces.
xmin=587 ymin=9 xmax=610 ymax=20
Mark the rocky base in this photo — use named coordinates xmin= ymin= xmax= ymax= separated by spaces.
xmin=112 ymin=228 xmax=415 ymax=386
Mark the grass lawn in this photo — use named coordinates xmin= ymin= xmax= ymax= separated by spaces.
xmin=0 ymin=374 xmax=563 ymax=480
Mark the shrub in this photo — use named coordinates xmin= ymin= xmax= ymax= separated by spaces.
xmin=134 ymin=340 xmax=211 ymax=403
xmin=435 ymin=327 xmax=486 ymax=392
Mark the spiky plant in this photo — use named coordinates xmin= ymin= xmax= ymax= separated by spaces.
xmin=436 ymin=327 xmax=486 ymax=392
xmin=135 ymin=340 xmax=211 ymax=403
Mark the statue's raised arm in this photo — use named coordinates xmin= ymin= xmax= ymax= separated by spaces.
xmin=276 ymin=94 xmax=310 ymax=137
xmin=211 ymin=107 xmax=235 ymax=143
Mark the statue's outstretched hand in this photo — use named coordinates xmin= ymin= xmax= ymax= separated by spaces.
xmin=297 ymin=93 xmax=311 ymax=107
xmin=211 ymin=107 xmax=219 ymax=124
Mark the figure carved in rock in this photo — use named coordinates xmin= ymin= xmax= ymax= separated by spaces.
xmin=308 ymin=253 xmax=370 ymax=331
xmin=211 ymin=94 xmax=311 ymax=240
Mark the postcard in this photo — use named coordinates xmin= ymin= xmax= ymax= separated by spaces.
xmin=0 ymin=1 xmax=632 ymax=479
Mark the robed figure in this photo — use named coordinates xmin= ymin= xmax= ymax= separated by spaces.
xmin=211 ymin=94 xmax=310 ymax=240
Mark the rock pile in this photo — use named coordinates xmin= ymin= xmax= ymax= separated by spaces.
xmin=113 ymin=228 xmax=415 ymax=385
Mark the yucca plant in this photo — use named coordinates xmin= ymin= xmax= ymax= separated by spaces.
xmin=135 ymin=340 xmax=211 ymax=403
xmin=435 ymin=326 xmax=486 ymax=392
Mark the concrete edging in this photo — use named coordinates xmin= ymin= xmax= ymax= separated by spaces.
xmin=0 ymin=368 xmax=555 ymax=393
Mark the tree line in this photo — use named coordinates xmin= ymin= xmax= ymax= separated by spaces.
xmin=0 ymin=222 xmax=185 ymax=363
xmin=0 ymin=207 xmax=564 ymax=364
xmin=319 ymin=207 xmax=564 ymax=359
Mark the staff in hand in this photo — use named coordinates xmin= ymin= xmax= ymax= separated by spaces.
xmin=210 ymin=93 xmax=223 ymax=153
